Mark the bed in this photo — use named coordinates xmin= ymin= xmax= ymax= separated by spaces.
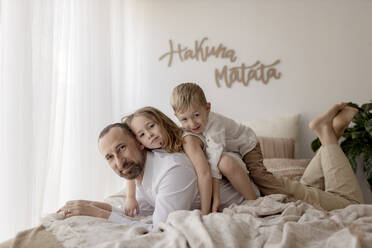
xmin=2 ymin=115 xmax=372 ymax=248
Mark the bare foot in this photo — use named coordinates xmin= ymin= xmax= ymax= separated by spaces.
xmin=333 ymin=106 xmax=358 ymax=138
xmin=309 ymin=103 xmax=346 ymax=145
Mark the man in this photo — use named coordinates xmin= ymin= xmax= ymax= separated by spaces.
xmin=58 ymin=122 xmax=244 ymax=230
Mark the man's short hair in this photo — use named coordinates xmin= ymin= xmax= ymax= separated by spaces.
xmin=170 ymin=82 xmax=208 ymax=114
xmin=98 ymin=122 xmax=136 ymax=141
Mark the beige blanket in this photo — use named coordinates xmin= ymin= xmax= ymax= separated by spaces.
xmin=3 ymin=195 xmax=372 ymax=248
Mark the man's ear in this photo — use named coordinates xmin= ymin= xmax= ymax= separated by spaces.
xmin=206 ymin=102 xmax=211 ymax=112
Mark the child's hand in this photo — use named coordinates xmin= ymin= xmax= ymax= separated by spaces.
xmin=211 ymin=196 xmax=220 ymax=213
xmin=125 ymin=198 xmax=140 ymax=217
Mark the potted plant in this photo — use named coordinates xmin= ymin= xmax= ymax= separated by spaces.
xmin=311 ymin=101 xmax=372 ymax=191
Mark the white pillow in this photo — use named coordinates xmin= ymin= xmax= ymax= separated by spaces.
xmin=241 ymin=114 xmax=301 ymax=156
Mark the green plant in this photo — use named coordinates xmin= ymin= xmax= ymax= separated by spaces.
xmin=311 ymin=101 xmax=372 ymax=191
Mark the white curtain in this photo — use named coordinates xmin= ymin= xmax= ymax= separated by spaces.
xmin=0 ymin=0 xmax=144 ymax=241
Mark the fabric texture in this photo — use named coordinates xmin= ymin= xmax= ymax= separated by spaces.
xmin=264 ymin=158 xmax=310 ymax=181
xmin=0 ymin=225 xmax=62 ymax=248
xmin=4 ymin=194 xmax=369 ymax=248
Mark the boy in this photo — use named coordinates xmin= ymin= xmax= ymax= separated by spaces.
xmin=171 ymin=82 xmax=286 ymax=214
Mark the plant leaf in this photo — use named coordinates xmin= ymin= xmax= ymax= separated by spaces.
xmin=311 ymin=138 xmax=321 ymax=152
xmin=351 ymin=131 xmax=365 ymax=139
xmin=352 ymin=112 xmax=366 ymax=126
xmin=361 ymin=102 xmax=372 ymax=113
xmin=363 ymin=147 xmax=372 ymax=180
xmin=347 ymin=102 xmax=360 ymax=110
xmin=365 ymin=119 xmax=372 ymax=137
xmin=341 ymin=139 xmax=363 ymax=172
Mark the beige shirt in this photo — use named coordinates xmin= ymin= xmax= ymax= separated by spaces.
xmin=186 ymin=112 xmax=257 ymax=179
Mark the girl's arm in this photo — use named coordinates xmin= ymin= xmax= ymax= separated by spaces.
xmin=125 ymin=179 xmax=139 ymax=217
xmin=211 ymin=178 xmax=221 ymax=212
xmin=183 ymin=135 xmax=213 ymax=215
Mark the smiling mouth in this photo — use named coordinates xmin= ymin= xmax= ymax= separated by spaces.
xmin=121 ymin=162 xmax=133 ymax=175
xmin=192 ymin=125 xmax=200 ymax=131
xmin=151 ymin=137 xmax=159 ymax=144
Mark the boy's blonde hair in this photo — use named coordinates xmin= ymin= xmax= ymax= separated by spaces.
xmin=121 ymin=106 xmax=183 ymax=153
xmin=170 ymin=82 xmax=208 ymax=114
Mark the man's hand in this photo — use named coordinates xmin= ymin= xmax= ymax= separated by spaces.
xmin=57 ymin=200 xmax=111 ymax=219
xmin=125 ymin=198 xmax=140 ymax=217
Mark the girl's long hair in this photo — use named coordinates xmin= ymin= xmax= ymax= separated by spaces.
xmin=122 ymin=106 xmax=183 ymax=153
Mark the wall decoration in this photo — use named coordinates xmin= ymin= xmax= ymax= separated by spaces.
xmin=159 ymin=37 xmax=281 ymax=88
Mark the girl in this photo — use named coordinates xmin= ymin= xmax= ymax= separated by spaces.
xmin=121 ymin=106 xmax=183 ymax=217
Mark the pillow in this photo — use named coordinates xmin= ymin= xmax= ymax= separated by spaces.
xmin=258 ymin=136 xmax=295 ymax=159
xmin=241 ymin=114 xmax=300 ymax=157
xmin=263 ymin=158 xmax=311 ymax=181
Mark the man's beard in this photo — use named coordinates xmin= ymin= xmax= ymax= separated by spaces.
xmin=120 ymin=153 xmax=145 ymax=180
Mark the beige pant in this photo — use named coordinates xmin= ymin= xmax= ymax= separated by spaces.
xmin=244 ymin=143 xmax=364 ymax=211
xmin=243 ymin=143 xmax=289 ymax=196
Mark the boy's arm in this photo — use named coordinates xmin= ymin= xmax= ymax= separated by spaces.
xmin=211 ymin=178 xmax=220 ymax=212
xmin=183 ymin=135 xmax=213 ymax=215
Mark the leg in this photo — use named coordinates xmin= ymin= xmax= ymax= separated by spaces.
xmin=279 ymin=144 xmax=364 ymax=210
xmin=243 ymin=143 xmax=289 ymax=195
xmin=301 ymin=103 xmax=359 ymax=189
xmin=319 ymin=144 xmax=364 ymax=204
xmin=281 ymin=103 xmax=364 ymax=210
xmin=300 ymin=150 xmax=324 ymax=190
xmin=308 ymin=103 xmax=346 ymax=145
xmin=218 ymin=155 xmax=258 ymax=200
xmin=333 ymin=105 xmax=358 ymax=139
xmin=309 ymin=103 xmax=363 ymax=203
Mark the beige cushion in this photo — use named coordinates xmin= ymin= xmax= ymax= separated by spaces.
xmin=263 ymin=158 xmax=311 ymax=181
xmin=241 ymin=114 xmax=300 ymax=157
xmin=258 ymin=136 xmax=295 ymax=159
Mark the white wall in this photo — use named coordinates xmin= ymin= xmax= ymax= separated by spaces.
xmin=129 ymin=0 xmax=372 ymax=159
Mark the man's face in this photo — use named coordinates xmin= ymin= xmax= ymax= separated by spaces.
xmin=176 ymin=103 xmax=210 ymax=134
xmin=99 ymin=127 xmax=146 ymax=180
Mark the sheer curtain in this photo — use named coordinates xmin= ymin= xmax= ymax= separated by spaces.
xmin=0 ymin=0 xmax=144 ymax=241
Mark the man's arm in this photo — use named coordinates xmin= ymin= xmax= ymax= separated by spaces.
xmin=59 ymin=200 xmax=155 ymax=229
xmin=58 ymin=200 xmax=112 ymax=219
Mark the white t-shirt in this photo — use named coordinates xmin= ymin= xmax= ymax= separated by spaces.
xmin=108 ymin=149 xmax=244 ymax=230
xmin=186 ymin=112 xmax=257 ymax=179
xmin=183 ymin=131 xmax=260 ymax=197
